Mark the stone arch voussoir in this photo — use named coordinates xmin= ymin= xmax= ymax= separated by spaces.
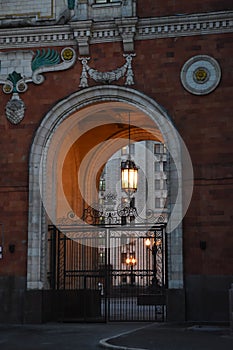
xmin=27 ymin=85 xmax=193 ymax=290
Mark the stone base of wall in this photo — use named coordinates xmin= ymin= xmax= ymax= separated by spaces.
xmin=1 ymin=275 xmax=232 ymax=323
xmin=0 ymin=276 xmax=26 ymax=323
xmin=185 ymin=275 xmax=233 ymax=323
xmin=24 ymin=289 xmax=187 ymax=323
xmin=229 ymin=284 xmax=233 ymax=332
xmin=24 ymin=290 xmax=102 ymax=323
xmin=166 ymin=288 xmax=186 ymax=322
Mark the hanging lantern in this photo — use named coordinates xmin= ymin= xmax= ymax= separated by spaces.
xmin=121 ymin=159 xmax=138 ymax=195
xmin=121 ymin=112 xmax=139 ymax=196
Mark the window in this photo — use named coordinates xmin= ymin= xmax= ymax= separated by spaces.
xmin=155 ymin=179 xmax=167 ymax=190
xmin=121 ymin=144 xmax=135 ymax=156
xmin=129 ymin=143 xmax=135 ymax=155
xmin=161 ymin=198 xmax=168 ymax=208
xmin=75 ymin=0 xmax=134 ymax=21
xmin=121 ymin=146 xmax=127 ymax=156
xmin=154 ymin=143 xmax=161 ymax=154
xmin=155 ymin=197 xmax=160 ymax=208
xmin=155 ymin=179 xmax=160 ymax=190
xmin=154 ymin=143 xmax=167 ymax=154
xmin=95 ymin=0 xmax=119 ymax=3
xmin=163 ymin=161 xmax=168 ymax=172
xmin=154 ymin=162 xmax=160 ymax=172
xmin=162 ymin=179 xmax=167 ymax=190
xmin=155 ymin=197 xmax=168 ymax=209
xmin=99 ymin=178 xmax=106 ymax=191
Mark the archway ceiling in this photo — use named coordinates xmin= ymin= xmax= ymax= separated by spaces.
xmin=61 ymin=101 xmax=164 ymax=214
xmin=62 ymin=101 xmax=164 ymax=163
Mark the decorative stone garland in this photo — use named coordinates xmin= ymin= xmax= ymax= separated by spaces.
xmin=79 ymin=53 xmax=135 ymax=88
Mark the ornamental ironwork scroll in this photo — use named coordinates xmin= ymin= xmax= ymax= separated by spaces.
xmin=57 ymin=203 xmax=166 ymax=227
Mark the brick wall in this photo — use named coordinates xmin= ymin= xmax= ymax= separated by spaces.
xmin=0 ymin=28 xmax=232 ymax=321
xmin=0 ymin=33 xmax=232 ymax=277
xmin=137 ymin=0 xmax=233 ymax=17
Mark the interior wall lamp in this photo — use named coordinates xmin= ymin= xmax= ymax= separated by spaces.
xmin=126 ymin=256 xmax=137 ymax=265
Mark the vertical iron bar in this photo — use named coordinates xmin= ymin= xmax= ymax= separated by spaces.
xmin=152 ymin=233 xmax=157 ymax=287
xmin=63 ymin=234 xmax=67 ymax=289
xmin=50 ymin=225 xmax=57 ymax=290
xmin=106 ymin=228 xmax=110 ymax=321
xmin=57 ymin=231 xmax=61 ymax=290
xmin=164 ymin=226 xmax=168 ymax=288
xmin=103 ymin=229 xmax=107 ymax=322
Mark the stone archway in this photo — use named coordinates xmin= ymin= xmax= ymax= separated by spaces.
xmin=27 ymin=85 xmax=193 ymax=291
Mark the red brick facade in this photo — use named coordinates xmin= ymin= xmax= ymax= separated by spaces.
xmin=137 ymin=0 xmax=233 ymax=17
xmin=0 ymin=1 xmax=232 ymax=323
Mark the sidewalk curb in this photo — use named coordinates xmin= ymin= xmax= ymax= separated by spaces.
xmin=99 ymin=324 xmax=154 ymax=350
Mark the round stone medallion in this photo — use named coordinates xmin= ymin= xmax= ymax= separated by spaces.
xmin=180 ymin=55 xmax=221 ymax=95
xmin=61 ymin=47 xmax=75 ymax=61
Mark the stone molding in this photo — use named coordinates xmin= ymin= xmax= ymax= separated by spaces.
xmin=0 ymin=11 xmax=232 ymax=50
xmin=114 ymin=17 xmax=138 ymax=52
xmin=137 ymin=11 xmax=233 ymax=39
xmin=0 ymin=47 xmax=76 ymax=124
xmin=70 ymin=20 xmax=92 ymax=55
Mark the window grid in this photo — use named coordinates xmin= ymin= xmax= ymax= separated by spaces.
xmin=154 ymin=143 xmax=167 ymax=155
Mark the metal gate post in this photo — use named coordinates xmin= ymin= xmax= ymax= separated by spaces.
xmin=106 ymin=227 xmax=110 ymax=321
xmin=48 ymin=225 xmax=57 ymax=290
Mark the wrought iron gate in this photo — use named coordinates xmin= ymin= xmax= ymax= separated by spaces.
xmin=47 ymin=223 xmax=167 ymax=322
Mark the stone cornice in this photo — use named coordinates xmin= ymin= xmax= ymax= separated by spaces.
xmin=0 ymin=25 xmax=75 ymax=49
xmin=0 ymin=10 xmax=232 ymax=50
xmin=137 ymin=11 xmax=233 ymax=39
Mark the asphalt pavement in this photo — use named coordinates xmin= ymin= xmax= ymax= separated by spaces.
xmin=100 ymin=323 xmax=233 ymax=350
xmin=0 ymin=322 xmax=147 ymax=350
xmin=0 ymin=322 xmax=232 ymax=350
